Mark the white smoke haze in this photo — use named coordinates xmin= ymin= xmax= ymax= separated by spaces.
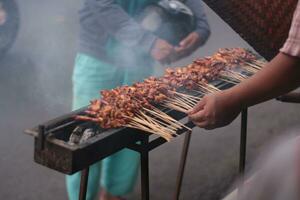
xmin=225 ymin=129 xmax=300 ymax=200
xmin=13 ymin=0 xmax=81 ymax=115
xmin=1 ymin=1 xmax=300 ymax=200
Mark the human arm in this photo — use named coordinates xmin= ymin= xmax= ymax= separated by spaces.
xmin=188 ymin=1 xmax=300 ymax=129
xmin=174 ymin=0 xmax=211 ymax=59
xmin=185 ymin=0 xmax=211 ymax=45
xmin=188 ymin=53 xmax=300 ymax=129
xmin=86 ymin=0 xmax=175 ymax=62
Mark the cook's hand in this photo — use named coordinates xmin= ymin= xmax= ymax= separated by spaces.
xmin=151 ymin=38 xmax=175 ymax=64
xmin=188 ymin=92 xmax=242 ymax=130
xmin=174 ymin=32 xmax=201 ymax=60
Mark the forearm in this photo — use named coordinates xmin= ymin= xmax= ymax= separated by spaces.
xmin=224 ymin=53 xmax=300 ymax=108
xmin=185 ymin=0 xmax=211 ymax=45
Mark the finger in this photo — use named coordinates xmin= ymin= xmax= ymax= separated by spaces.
xmin=188 ymin=109 xmax=206 ymax=123
xmin=179 ymin=35 xmax=192 ymax=47
xmin=204 ymin=125 xmax=217 ymax=130
xmin=174 ymin=46 xmax=185 ymax=52
xmin=188 ymin=98 xmax=206 ymax=114
xmin=194 ymin=120 xmax=209 ymax=128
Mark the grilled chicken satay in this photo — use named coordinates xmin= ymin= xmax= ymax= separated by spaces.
xmin=76 ymin=48 xmax=259 ymax=129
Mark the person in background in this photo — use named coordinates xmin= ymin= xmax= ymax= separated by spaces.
xmin=189 ymin=1 xmax=300 ymax=200
xmin=67 ymin=0 xmax=210 ymax=200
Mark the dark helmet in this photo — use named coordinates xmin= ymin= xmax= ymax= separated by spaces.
xmin=136 ymin=0 xmax=195 ymax=46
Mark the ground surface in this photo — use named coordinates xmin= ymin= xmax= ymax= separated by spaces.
xmin=0 ymin=1 xmax=300 ymax=200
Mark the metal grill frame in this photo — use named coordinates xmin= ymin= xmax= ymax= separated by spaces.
xmin=25 ymin=81 xmax=248 ymax=200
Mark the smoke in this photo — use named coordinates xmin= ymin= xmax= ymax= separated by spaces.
xmin=10 ymin=0 xmax=82 ymax=115
xmin=226 ymin=131 xmax=300 ymax=200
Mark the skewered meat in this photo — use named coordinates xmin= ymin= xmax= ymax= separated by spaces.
xmin=76 ymin=48 xmax=261 ymax=130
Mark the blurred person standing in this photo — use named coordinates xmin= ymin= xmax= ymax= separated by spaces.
xmin=67 ymin=0 xmax=211 ymax=200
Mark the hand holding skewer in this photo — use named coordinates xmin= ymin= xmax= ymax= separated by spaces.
xmin=188 ymin=91 xmax=242 ymax=130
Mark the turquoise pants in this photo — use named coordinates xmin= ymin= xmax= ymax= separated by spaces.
xmin=66 ymin=54 xmax=153 ymax=200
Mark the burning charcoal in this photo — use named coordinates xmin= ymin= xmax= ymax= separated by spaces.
xmin=68 ymin=126 xmax=85 ymax=145
xmin=79 ymin=128 xmax=96 ymax=143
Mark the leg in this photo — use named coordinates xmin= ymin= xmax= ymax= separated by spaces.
xmin=239 ymin=109 xmax=248 ymax=176
xmin=174 ymin=130 xmax=192 ymax=200
xmin=238 ymin=109 xmax=248 ymax=199
xmin=69 ymin=54 xmax=124 ymax=200
xmin=140 ymin=137 xmax=150 ymax=200
xmin=79 ymin=168 xmax=90 ymax=200
xmin=101 ymin=149 xmax=140 ymax=196
xmin=66 ymin=162 xmax=101 ymax=200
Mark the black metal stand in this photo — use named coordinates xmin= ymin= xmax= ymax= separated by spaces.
xmin=239 ymin=109 xmax=248 ymax=176
xmin=79 ymin=167 xmax=90 ymax=200
xmin=140 ymin=136 xmax=150 ymax=200
xmin=76 ymin=110 xmax=248 ymax=200
xmin=174 ymin=130 xmax=192 ymax=200
xmin=173 ymin=110 xmax=248 ymax=200
xmin=238 ymin=109 xmax=248 ymax=200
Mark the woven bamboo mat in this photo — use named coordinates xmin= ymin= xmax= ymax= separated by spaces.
xmin=203 ymin=0 xmax=298 ymax=60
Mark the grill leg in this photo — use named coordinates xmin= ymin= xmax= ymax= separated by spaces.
xmin=239 ymin=109 xmax=248 ymax=176
xmin=238 ymin=109 xmax=248 ymax=199
xmin=79 ymin=167 xmax=89 ymax=200
xmin=174 ymin=130 xmax=192 ymax=200
xmin=141 ymin=137 xmax=150 ymax=200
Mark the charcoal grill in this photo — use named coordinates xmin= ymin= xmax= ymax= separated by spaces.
xmin=25 ymin=0 xmax=299 ymax=198
xmin=25 ymin=80 xmax=249 ymax=200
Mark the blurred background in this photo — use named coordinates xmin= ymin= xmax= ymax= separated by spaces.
xmin=0 ymin=0 xmax=300 ymax=199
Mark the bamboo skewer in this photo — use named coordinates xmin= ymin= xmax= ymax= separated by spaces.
xmin=219 ymin=77 xmax=239 ymax=85
xmin=220 ymin=70 xmax=247 ymax=82
xmin=251 ymin=60 xmax=266 ymax=67
xmin=125 ymin=123 xmax=172 ymax=141
xmin=244 ymin=61 xmax=263 ymax=70
xmin=173 ymin=96 xmax=195 ymax=108
xmin=175 ymin=98 xmax=194 ymax=109
xmin=197 ymin=83 xmax=216 ymax=93
xmin=130 ymin=116 xmax=174 ymax=139
xmin=171 ymin=91 xmax=202 ymax=100
xmin=162 ymin=102 xmax=189 ymax=113
xmin=164 ymin=100 xmax=192 ymax=111
xmin=175 ymin=95 xmax=198 ymax=106
xmin=241 ymin=65 xmax=259 ymax=73
xmin=138 ymin=111 xmax=179 ymax=133
xmin=126 ymin=120 xmax=171 ymax=140
xmin=150 ymin=107 xmax=192 ymax=131
xmin=144 ymin=107 xmax=191 ymax=131
xmin=124 ymin=113 xmax=175 ymax=135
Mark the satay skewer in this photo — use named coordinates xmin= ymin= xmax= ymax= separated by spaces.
xmin=164 ymin=99 xmax=192 ymax=110
xmin=125 ymin=123 xmax=172 ymax=141
xmin=162 ymin=102 xmax=189 ymax=113
xmin=173 ymin=96 xmax=195 ymax=108
xmin=138 ymin=111 xmax=179 ymax=132
xmin=244 ymin=61 xmax=263 ymax=70
xmin=218 ymin=77 xmax=239 ymax=85
xmin=129 ymin=116 xmax=174 ymax=138
xmin=143 ymin=107 xmax=189 ymax=130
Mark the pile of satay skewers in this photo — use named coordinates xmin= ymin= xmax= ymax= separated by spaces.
xmin=75 ymin=48 xmax=265 ymax=141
